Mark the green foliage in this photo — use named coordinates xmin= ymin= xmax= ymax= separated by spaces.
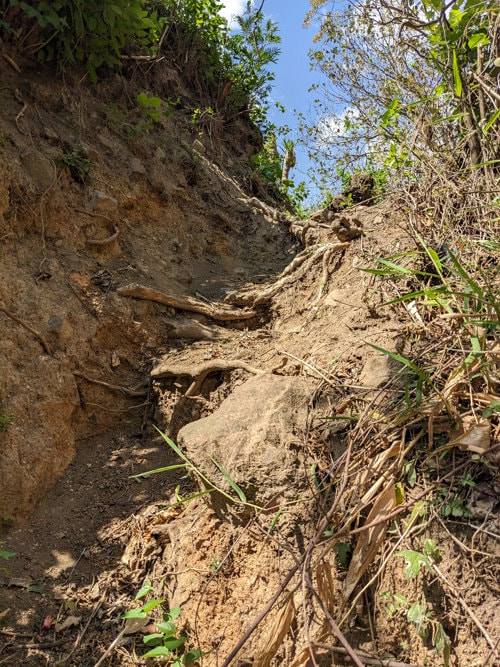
xmin=122 ymin=587 xmax=200 ymax=664
xmin=303 ymin=0 xmax=499 ymax=190
xmin=59 ymin=146 xmax=93 ymax=183
xmin=1 ymin=1 xmax=280 ymax=129
xmin=5 ymin=0 xmax=158 ymax=82
xmin=0 ymin=413 xmax=14 ymax=432
xmin=333 ymin=541 xmax=352 ymax=568
xmin=0 ymin=540 xmax=15 ymax=576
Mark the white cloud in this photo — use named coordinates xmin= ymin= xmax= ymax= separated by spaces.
xmin=219 ymin=0 xmax=253 ymax=28
xmin=317 ymin=107 xmax=359 ymax=146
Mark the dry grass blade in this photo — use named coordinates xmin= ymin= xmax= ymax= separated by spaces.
xmin=343 ymin=482 xmax=397 ymax=600
xmin=253 ymin=595 xmax=296 ymax=667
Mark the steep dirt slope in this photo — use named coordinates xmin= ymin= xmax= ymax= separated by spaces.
xmin=0 ymin=62 xmax=295 ymax=522
xmin=1 ymin=64 xmax=498 ymax=667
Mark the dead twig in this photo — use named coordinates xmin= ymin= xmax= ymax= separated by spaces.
xmin=0 ymin=305 xmax=51 ymax=354
xmin=118 ymin=284 xmax=257 ymax=322
xmin=93 ymin=627 xmax=126 ymax=667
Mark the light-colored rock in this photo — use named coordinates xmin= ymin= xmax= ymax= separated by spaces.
xmin=90 ymin=190 xmax=118 ymax=213
xmin=129 ymin=157 xmax=146 ymax=178
xmin=155 ymin=147 xmax=166 ymax=161
xmin=21 ymin=149 xmax=54 ymax=191
xmin=177 ymin=374 xmax=312 ymax=520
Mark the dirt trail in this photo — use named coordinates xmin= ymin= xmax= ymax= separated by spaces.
xmin=1 ymin=65 xmax=498 ymax=667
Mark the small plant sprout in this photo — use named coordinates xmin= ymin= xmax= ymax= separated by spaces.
xmin=122 ymin=582 xmax=201 ymax=663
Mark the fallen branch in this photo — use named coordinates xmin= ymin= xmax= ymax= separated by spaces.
xmin=225 ymin=242 xmax=349 ymax=307
xmin=151 ymin=359 xmax=264 ymax=396
xmin=118 ymin=284 xmax=257 ymax=322
xmin=73 ymin=371 xmax=147 ymax=398
xmin=87 ymin=226 xmax=120 ymax=246
xmin=0 ymin=305 xmax=52 ymax=354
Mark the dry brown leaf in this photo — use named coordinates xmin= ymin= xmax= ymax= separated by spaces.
xmin=449 ymin=416 xmax=491 ymax=455
xmin=123 ymin=616 xmax=149 ymax=636
xmin=253 ymin=594 xmax=295 ymax=667
xmin=343 ymin=483 xmax=397 ymax=601
xmin=316 ymin=559 xmax=336 ymax=615
xmin=55 ymin=615 xmax=81 ymax=632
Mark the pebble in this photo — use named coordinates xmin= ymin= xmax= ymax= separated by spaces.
xmin=90 ymin=190 xmax=118 ymax=213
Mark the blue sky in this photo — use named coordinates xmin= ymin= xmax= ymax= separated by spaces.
xmin=220 ymin=0 xmax=329 ymax=197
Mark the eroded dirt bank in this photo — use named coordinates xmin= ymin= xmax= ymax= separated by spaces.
xmin=1 ymin=62 xmax=498 ymax=667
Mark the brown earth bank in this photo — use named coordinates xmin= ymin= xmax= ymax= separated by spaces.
xmin=0 ymin=59 xmax=498 ymax=667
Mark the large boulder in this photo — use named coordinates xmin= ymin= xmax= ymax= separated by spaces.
xmin=177 ymin=374 xmax=312 ymax=520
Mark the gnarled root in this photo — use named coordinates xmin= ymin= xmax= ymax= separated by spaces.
xmin=225 ymin=242 xmax=349 ymax=307
xmin=118 ymin=284 xmax=257 ymax=322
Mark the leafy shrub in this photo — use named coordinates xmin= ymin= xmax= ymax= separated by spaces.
xmin=2 ymin=0 xmax=158 ymax=82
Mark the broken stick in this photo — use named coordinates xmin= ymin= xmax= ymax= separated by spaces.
xmin=118 ymin=284 xmax=257 ymax=322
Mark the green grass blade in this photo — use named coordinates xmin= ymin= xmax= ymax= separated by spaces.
xmin=129 ymin=464 xmax=188 ymax=479
xmin=210 ymin=456 xmax=247 ymax=502
xmin=367 ymin=343 xmax=432 ymax=385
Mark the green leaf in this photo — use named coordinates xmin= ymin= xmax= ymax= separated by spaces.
xmin=0 ymin=548 xmax=15 ymax=561
xmin=468 ymin=33 xmax=489 ymax=49
xmin=209 ymin=456 xmax=247 ymax=502
xmin=423 ymin=538 xmax=440 ymax=561
xmin=185 ymin=648 xmax=203 ymax=664
xmin=484 ymin=109 xmax=500 ymax=134
xmin=122 ymin=608 xmax=147 ymax=620
xmin=333 ymin=542 xmax=352 ymax=567
xmin=452 ymin=50 xmax=462 ymax=98
xmin=142 ymin=598 xmax=165 ymax=613
xmin=434 ymin=622 xmax=451 ymax=667
xmin=143 ymin=646 xmax=171 ymax=658
xmin=163 ymin=636 xmax=186 ymax=650
xmin=155 ymin=621 xmax=177 ymax=637
xmin=143 ymin=633 xmax=165 ymax=647
xmin=165 ymin=605 xmax=181 ymax=622
xmin=135 ymin=580 xmax=153 ymax=600
xmin=407 ymin=602 xmax=425 ymax=623
xmin=404 ymin=462 xmax=416 ymax=488
xmin=28 ymin=580 xmax=45 ymax=594
xmin=398 ymin=550 xmax=431 ymax=580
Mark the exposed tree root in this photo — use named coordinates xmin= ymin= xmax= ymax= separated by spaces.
xmin=73 ymin=370 xmax=147 ymax=398
xmin=225 ymin=242 xmax=349 ymax=307
xmin=151 ymin=359 xmax=264 ymax=396
xmin=117 ymin=284 xmax=257 ymax=322
xmin=0 ymin=304 xmax=52 ymax=354
xmin=164 ymin=316 xmax=227 ymax=341
xmin=87 ymin=226 xmax=120 ymax=246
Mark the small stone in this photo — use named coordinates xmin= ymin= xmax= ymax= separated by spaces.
xmin=43 ymin=127 xmax=59 ymax=144
xmin=90 ymin=190 xmax=118 ymax=213
xmin=129 ymin=157 xmax=146 ymax=178
xmin=154 ymin=147 xmax=166 ymax=161
xmin=54 ymin=239 xmax=63 ymax=248
xmin=46 ymin=314 xmax=72 ymax=347
xmin=21 ymin=149 xmax=54 ymax=192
